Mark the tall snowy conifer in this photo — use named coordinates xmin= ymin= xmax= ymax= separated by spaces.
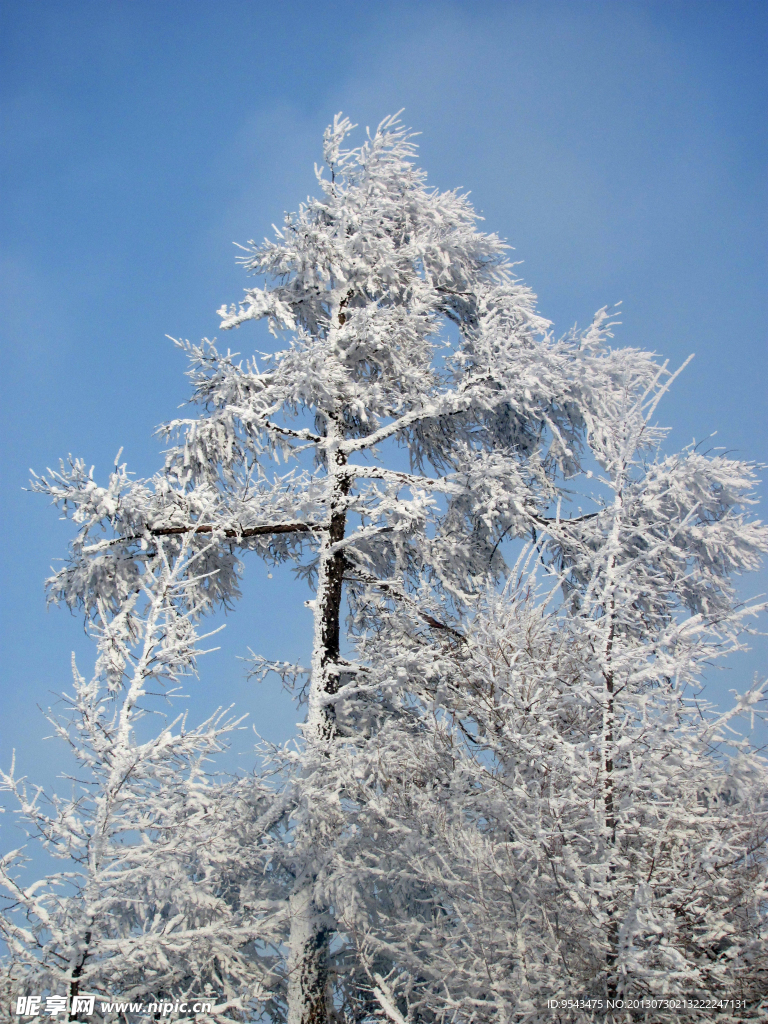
xmin=159 ymin=115 xmax=670 ymax=1024
xmin=3 ymin=115 xmax=766 ymax=1023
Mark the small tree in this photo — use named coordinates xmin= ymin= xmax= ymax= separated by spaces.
xmin=1 ymin=526 xmax=287 ymax=1021
xmin=3 ymin=114 xmax=766 ymax=1024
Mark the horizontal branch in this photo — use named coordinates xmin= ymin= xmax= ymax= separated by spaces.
xmin=262 ymin=419 xmax=324 ymax=445
xmin=148 ymin=521 xmax=319 ymax=540
xmin=529 ymin=511 xmax=600 ymax=530
xmin=341 ymin=406 xmax=431 ymax=454
xmin=227 ymin=405 xmax=324 ymax=444
xmin=82 ymin=521 xmax=321 ymax=553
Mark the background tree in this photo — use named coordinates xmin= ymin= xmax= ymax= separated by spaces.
xmin=1 ymin=526 xmax=287 ymax=1022
xmin=327 ymin=356 xmax=768 ymax=1021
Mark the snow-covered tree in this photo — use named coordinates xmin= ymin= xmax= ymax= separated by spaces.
xmin=1 ymin=526 xmax=290 ymax=1021
xmin=3 ymin=114 xmax=766 ymax=1024
xmin=325 ymin=357 xmax=768 ymax=1021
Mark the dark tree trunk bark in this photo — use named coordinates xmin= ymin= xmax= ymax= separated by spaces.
xmin=288 ymin=431 xmax=349 ymax=1024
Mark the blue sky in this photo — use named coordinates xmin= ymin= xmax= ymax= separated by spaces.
xmin=1 ymin=0 xmax=767 ymax=788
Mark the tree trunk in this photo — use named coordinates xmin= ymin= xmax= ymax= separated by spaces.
xmin=307 ymin=448 xmax=349 ymax=742
xmin=604 ymin=661 xmax=618 ymax=1003
xmin=288 ymin=422 xmax=349 ymax=1024
xmin=601 ymin=500 xmax=622 ymax=1004
xmin=287 ymin=887 xmax=330 ymax=1024
xmin=603 ymin=609 xmax=619 ymax=1004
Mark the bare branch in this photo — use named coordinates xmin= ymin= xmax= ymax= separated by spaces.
xmin=81 ymin=520 xmax=322 ymax=554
